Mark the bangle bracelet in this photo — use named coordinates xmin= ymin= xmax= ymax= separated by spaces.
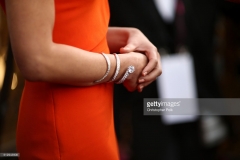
xmin=94 ymin=53 xmax=110 ymax=83
xmin=116 ymin=65 xmax=135 ymax=84
xmin=109 ymin=53 xmax=120 ymax=82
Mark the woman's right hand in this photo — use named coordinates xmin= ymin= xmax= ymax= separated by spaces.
xmin=117 ymin=52 xmax=148 ymax=92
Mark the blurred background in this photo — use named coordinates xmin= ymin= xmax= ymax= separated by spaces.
xmin=1 ymin=0 xmax=240 ymax=160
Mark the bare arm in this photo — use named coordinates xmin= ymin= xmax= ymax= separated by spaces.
xmin=5 ymin=0 xmax=147 ymax=89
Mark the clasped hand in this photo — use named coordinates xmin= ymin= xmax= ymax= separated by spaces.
xmin=120 ymin=29 xmax=162 ymax=92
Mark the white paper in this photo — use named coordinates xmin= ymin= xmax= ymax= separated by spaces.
xmin=156 ymin=53 xmax=199 ymax=125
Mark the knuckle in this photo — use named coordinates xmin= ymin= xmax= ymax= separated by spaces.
xmin=158 ymin=69 xmax=162 ymax=76
xmin=152 ymin=59 xmax=158 ymax=65
xmin=150 ymin=46 xmax=158 ymax=54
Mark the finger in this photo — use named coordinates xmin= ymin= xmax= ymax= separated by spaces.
xmin=137 ymin=80 xmax=154 ymax=92
xmin=142 ymin=50 xmax=160 ymax=76
xmin=120 ymin=43 xmax=136 ymax=53
xmin=137 ymin=86 xmax=143 ymax=92
xmin=142 ymin=59 xmax=157 ymax=76
xmin=138 ymin=68 xmax=162 ymax=83
xmin=137 ymin=83 xmax=144 ymax=92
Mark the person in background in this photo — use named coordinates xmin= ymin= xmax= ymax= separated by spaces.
xmin=109 ymin=0 xmax=212 ymax=160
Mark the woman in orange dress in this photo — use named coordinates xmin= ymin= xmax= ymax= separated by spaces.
xmin=0 ymin=0 xmax=161 ymax=159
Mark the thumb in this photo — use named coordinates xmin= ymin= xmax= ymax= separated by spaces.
xmin=120 ymin=44 xmax=136 ymax=53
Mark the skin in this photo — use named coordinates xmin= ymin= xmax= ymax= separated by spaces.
xmin=4 ymin=0 xmax=162 ymax=92
xmin=107 ymin=27 xmax=162 ymax=92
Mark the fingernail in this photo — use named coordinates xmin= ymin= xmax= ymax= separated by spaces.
xmin=139 ymin=79 xmax=144 ymax=83
xmin=143 ymin=72 xmax=148 ymax=76
xmin=123 ymin=47 xmax=129 ymax=50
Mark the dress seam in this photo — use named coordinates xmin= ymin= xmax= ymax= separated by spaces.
xmin=51 ymin=90 xmax=62 ymax=160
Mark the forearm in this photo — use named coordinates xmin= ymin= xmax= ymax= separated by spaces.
xmin=15 ymin=41 xmax=147 ymax=87
xmin=30 ymin=43 xmax=116 ymax=86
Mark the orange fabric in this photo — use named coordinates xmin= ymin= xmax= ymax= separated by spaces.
xmin=0 ymin=0 xmax=119 ymax=159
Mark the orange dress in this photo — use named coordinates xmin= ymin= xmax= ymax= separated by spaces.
xmin=0 ymin=0 xmax=119 ymax=159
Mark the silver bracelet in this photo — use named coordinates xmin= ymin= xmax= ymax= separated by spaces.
xmin=116 ymin=65 xmax=135 ymax=84
xmin=109 ymin=53 xmax=120 ymax=82
xmin=94 ymin=53 xmax=110 ymax=83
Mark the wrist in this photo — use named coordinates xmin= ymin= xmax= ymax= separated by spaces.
xmin=105 ymin=53 xmax=117 ymax=82
xmin=114 ymin=53 xmax=135 ymax=83
xmin=115 ymin=65 xmax=135 ymax=84
xmin=94 ymin=53 xmax=116 ymax=83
